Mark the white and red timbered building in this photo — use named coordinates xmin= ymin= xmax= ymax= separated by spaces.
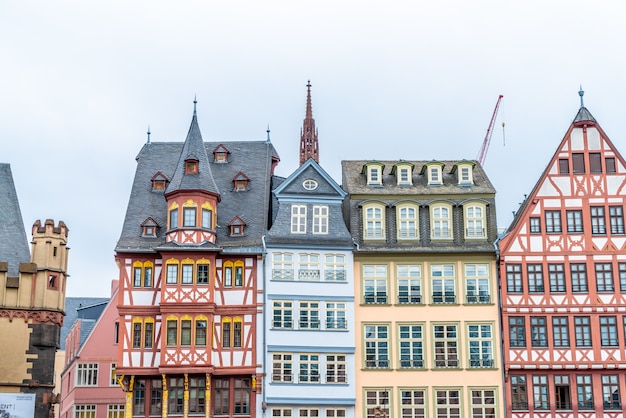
xmin=500 ymin=92 xmax=626 ymax=417
xmin=114 ymin=102 xmax=280 ymax=418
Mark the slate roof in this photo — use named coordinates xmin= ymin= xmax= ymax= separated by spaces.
xmin=60 ymin=297 xmax=109 ymax=350
xmin=573 ymin=106 xmax=597 ymax=123
xmin=0 ymin=163 xmax=30 ymax=277
xmin=342 ymin=160 xmax=496 ymax=196
xmin=116 ymin=133 xmax=280 ymax=252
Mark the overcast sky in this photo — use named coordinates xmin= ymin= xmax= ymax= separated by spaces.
xmin=2 ymin=1 xmax=626 ymax=297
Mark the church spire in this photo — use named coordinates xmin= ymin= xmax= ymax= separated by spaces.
xmin=299 ymin=80 xmax=319 ymax=165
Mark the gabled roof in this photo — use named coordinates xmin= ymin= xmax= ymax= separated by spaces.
xmin=165 ymin=104 xmax=220 ymax=198
xmin=273 ymin=158 xmax=346 ymax=199
xmin=60 ymin=297 xmax=109 ymax=350
xmin=0 ymin=163 xmax=31 ymax=277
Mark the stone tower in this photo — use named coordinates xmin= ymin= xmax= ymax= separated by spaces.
xmin=299 ymin=80 xmax=319 ymax=165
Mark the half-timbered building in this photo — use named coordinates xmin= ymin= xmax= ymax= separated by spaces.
xmin=499 ymin=92 xmax=626 ymax=417
xmin=114 ymin=101 xmax=280 ymax=418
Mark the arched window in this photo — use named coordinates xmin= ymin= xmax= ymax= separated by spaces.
xmin=397 ymin=204 xmax=419 ymax=240
xmin=363 ymin=203 xmax=386 ymax=240
xmin=431 ymin=204 xmax=453 ymax=239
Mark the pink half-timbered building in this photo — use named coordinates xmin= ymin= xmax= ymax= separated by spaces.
xmin=114 ymin=101 xmax=280 ymax=418
xmin=500 ymin=92 xmax=626 ymax=417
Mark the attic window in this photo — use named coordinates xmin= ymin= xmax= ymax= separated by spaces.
xmin=457 ymin=165 xmax=473 ymax=185
xmin=151 ymin=172 xmax=168 ymax=191
xmin=392 ymin=162 xmax=414 ymax=186
xmin=213 ymin=144 xmax=231 ymax=163
xmin=215 ymin=152 xmax=227 ymax=163
xmin=233 ymin=172 xmax=250 ymax=191
xmin=185 ymin=160 xmax=199 ymax=174
xmin=228 ymin=216 xmax=246 ymax=236
xmin=231 ymin=225 xmax=244 ymax=235
xmin=427 ymin=165 xmax=443 ymax=185
xmin=303 ymin=179 xmax=318 ymax=190
xmin=141 ymin=218 xmax=158 ymax=237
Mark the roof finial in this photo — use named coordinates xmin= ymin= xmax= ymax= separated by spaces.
xmin=147 ymin=125 xmax=151 ymax=144
xmin=578 ymin=85 xmax=585 ymax=108
xmin=193 ymin=95 xmax=198 ymax=116
xmin=266 ymin=124 xmax=271 ymax=143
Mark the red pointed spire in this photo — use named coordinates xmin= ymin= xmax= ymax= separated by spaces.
xmin=299 ymin=80 xmax=319 ymax=165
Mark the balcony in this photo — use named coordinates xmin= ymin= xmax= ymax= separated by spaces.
xmin=298 ymin=269 xmax=320 ymax=280
xmin=272 ymin=269 xmax=294 ymax=280
xmin=298 ymin=373 xmax=321 ymax=383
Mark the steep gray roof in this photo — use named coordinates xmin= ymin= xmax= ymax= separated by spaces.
xmin=60 ymin=297 xmax=109 ymax=350
xmin=573 ymin=106 xmax=597 ymax=123
xmin=165 ymin=112 xmax=220 ymax=197
xmin=0 ymin=163 xmax=30 ymax=277
xmin=116 ymin=140 xmax=279 ymax=253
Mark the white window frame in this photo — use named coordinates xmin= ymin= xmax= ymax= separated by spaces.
xmin=367 ymin=166 xmax=382 ymax=185
xmin=363 ymin=265 xmax=388 ymax=304
xmin=76 ymin=363 xmax=98 ymax=386
xmin=291 ymin=205 xmax=307 ymax=234
xmin=363 ymin=203 xmax=385 ymax=240
xmin=272 ymin=252 xmax=294 ymax=280
xmin=74 ymin=405 xmax=96 ymax=418
xmin=326 ymin=408 xmax=347 ymax=418
xmin=326 ymin=302 xmax=347 ymax=330
xmin=458 ymin=164 xmax=473 ymax=185
xmin=298 ymin=353 xmax=320 ymax=383
xmin=272 ymin=301 xmax=293 ymax=329
xmin=107 ymin=404 xmax=125 ymax=418
xmin=299 ymin=253 xmax=320 ymax=280
xmin=398 ymin=323 xmax=424 ymax=369
xmin=396 ymin=165 xmax=412 ymax=186
xmin=299 ymin=301 xmax=320 ymax=330
xmin=364 ymin=389 xmax=390 ymax=418
xmin=397 ymin=265 xmax=422 ymax=304
xmin=431 ymin=204 xmax=452 ymax=239
xmin=465 ymin=203 xmax=486 ymax=239
xmin=325 ymin=354 xmax=347 ymax=384
xmin=364 ymin=324 xmax=390 ymax=369
xmin=464 ymin=264 xmax=490 ymax=304
xmin=181 ymin=264 xmax=193 ymax=285
xmin=433 ymin=323 xmax=459 ymax=368
xmin=397 ymin=204 xmax=419 ymax=240
xmin=469 ymin=388 xmax=496 ymax=418
xmin=427 ymin=165 xmax=443 ymax=185
xmin=166 ymin=264 xmax=178 ymax=285
xmin=109 ymin=363 xmax=117 ymax=386
xmin=434 ymin=389 xmax=461 ymax=417
xmin=312 ymin=205 xmax=329 ymax=234
xmin=468 ymin=323 xmax=494 ymax=368
xmin=201 ymin=208 xmax=212 ymax=228
xmin=324 ymin=254 xmax=346 ymax=281
xmin=431 ymin=264 xmax=456 ymax=304
xmin=271 ymin=353 xmax=293 ymax=383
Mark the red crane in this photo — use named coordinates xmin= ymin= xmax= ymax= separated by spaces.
xmin=476 ymin=94 xmax=504 ymax=166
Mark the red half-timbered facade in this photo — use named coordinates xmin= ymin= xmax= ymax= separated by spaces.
xmin=114 ymin=103 xmax=279 ymax=418
xmin=500 ymin=94 xmax=626 ymax=417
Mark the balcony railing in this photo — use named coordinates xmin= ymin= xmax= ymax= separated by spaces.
xmin=272 ymin=269 xmax=294 ymax=280
xmin=271 ymin=373 xmax=293 ymax=383
xmin=465 ymin=227 xmax=485 ymax=238
xmin=298 ymin=320 xmax=321 ymax=329
xmin=325 ymin=269 xmax=346 ymax=281
xmin=399 ymin=359 xmax=424 ymax=369
xmin=364 ymin=228 xmax=385 ymax=239
xmin=398 ymin=295 xmax=422 ymax=304
xmin=432 ymin=227 xmax=451 ymax=238
xmin=466 ymin=294 xmax=491 ymax=304
xmin=432 ymin=293 xmax=456 ymax=304
xmin=326 ymin=319 xmax=347 ymax=329
xmin=298 ymin=373 xmax=321 ymax=383
xmin=398 ymin=228 xmax=419 ymax=239
xmin=298 ymin=269 xmax=320 ymax=280
xmin=364 ymin=294 xmax=388 ymax=304
xmin=365 ymin=359 xmax=390 ymax=369
xmin=325 ymin=374 xmax=347 ymax=384
xmin=434 ymin=359 xmax=458 ymax=368
xmin=469 ymin=358 xmax=494 ymax=368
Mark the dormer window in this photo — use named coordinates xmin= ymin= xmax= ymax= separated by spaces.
xmin=141 ymin=218 xmax=158 ymax=237
xmin=233 ymin=172 xmax=250 ymax=191
xmin=185 ymin=159 xmax=198 ymax=174
xmin=392 ymin=162 xmax=414 ymax=186
xmin=362 ymin=162 xmax=385 ymax=186
xmin=422 ymin=162 xmax=445 ymax=186
xmin=452 ymin=161 xmax=475 ymax=185
xmin=213 ymin=144 xmax=231 ymax=163
xmin=228 ymin=216 xmax=246 ymax=236
xmin=151 ymin=172 xmax=168 ymax=191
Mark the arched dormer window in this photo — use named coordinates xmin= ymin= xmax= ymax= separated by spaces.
xmin=233 ymin=172 xmax=250 ymax=191
xmin=421 ymin=162 xmax=445 ymax=186
xmin=362 ymin=202 xmax=386 ymax=240
xmin=430 ymin=202 xmax=453 ymax=239
xmin=185 ymin=158 xmax=199 ymax=174
xmin=213 ymin=144 xmax=231 ymax=163
xmin=362 ymin=162 xmax=385 ymax=186
xmin=396 ymin=203 xmax=419 ymax=240
xmin=451 ymin=161 xmax=475 ymax=186
xmin=391 ymin=162 xmax=415 ymax=186
xmin=141 ymin=217 xmax=158 ymax=237
xmin=464 ymin=202 xmax=487 ymax=239
xmin=151 ymin=172 xmax=168 ymax=191
xmin=228 ymin=216 xmax=246 ymax=236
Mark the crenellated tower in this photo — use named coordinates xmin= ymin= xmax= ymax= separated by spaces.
xmin=299 ymin=80 xmax=319 ymax=165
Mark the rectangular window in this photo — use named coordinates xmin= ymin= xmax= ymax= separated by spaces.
xmin=465 ymin=264 xmax=490 ymax=304
xmin=149 ymin=379 xmax=162 ymax=416
xmin=235 ymin=266 xmax=243 ymax=286
xmin=510 ymin=375 xmax=528 ymax=410
xmin=326 ymin=302 xmax=346 ymax=330
xmin=132 ymin=322 xmax=142 ymax=348
xmin=591 ymin=206 xmax=607 ymax=235
xmin=470 ymin=389 xmax=496 ymax=418
xmin=233 ymin=321 xmax=242 ymax=348
xmin=222 ymin=321 xmax=231 ymax=348
xmin=506 ymin=264 xmax=523 ymax=293
xmin=144 ymin=322 xmax=153 ymax=348
xmin=545 ymin=210 xmax=562 ymax=233
xmin=166 ymin=264 xmax=178 ymax=285
xmin=400 ymin=389 xmax=425 ymax=418
xmin=552 ymin=317 xmax=569 ymax=347
xmin=576 ymin=375 xmax=594 ymax=410
xmin=133 ymin=380 xmax=146 ymax=416
xmin=213 ymin=378 xmax=230 ymax=415
xmin=133 ymin=267 xmax=142 ymax=287
xmin=433 ymin=324 xmax=458 ymax=368
xmin=566 ymin=210 xmax=583 ymax=233
xmin=299 ymin=409 xmax=319 ymax=417
xmin=606 ymin=157 xmax=617 ymax=173
xmin=169 ymin=208 xmax=178 ymax=229
xmin=272 ymin=353 xmax=293 ymax=382
xmin=364 ymin=205 xmax=385 ymax=239
xmin=299 ymin=301 xmax=320 ymax=329
xmin=107 ymin=404 xmax=124 ymax=418
xmin=181 ymin=264 xmax=193 ymax=285
xmin=326 ymin=354 xmax=347 ymax=383
xmin=590 ymin=152 xmax=602 ymax=173
xmin=273 ymin=301 xmax=293 ymax=329
xmin=291 ymin=205 xmax=307 ymax=234
xmin=168 ymin=377 xmax=184 ymax=414
xmin=325 ymin=254 xmax=346 ymax=281
xmin=596 ymin=262 xmax=614 ymax=292
xmin=183 ymin=207 xmax=196 ymax=227
xmin=74 ymin=405 xmax=96 ymax=418
xmin=558 ymin=158 xmax=569 ymax=174
xmin=202 ymin=208 xmax=212 ymax=228
xmin=299 ymin=353 xmax=320 ymax=383
xmin=431 ymin=264 xmax=455 ymax=304
xmin=610 ymin=206 xmax=625 ymax=234
xmin=397 ymin=206 xmax=418 ymax=239
xmin=600 ymin=316 xmax=619 ymax=347
xmin=620 ymin=263 xmax=626 ymax=292
xmin=572 ymin=153 xmax=585 ymax=174
xmin=527 ymin=264 xmax=544 ymax=293
xmin=571 ymin=263 xmax=588 ymax=292
xmin=180 ymin=319 xmax=191 ymax=346
xmin=602 ymin=375 xmax=621 ymax=410
xmin=548 ymin=264 xmax=566 ymax=293
xmin=224 ymin=266 xmax=233 ymax=287
xmin=299 ymin=253 xmax=320 ymax=280
xmin=189 ymin=377 xmax=206 ymax=414
xmin=509 ymin=317 xmax=526 ymax=347
xmin=272 ymin=409 xmax=292 ymax=417
xmin=110 ymin=363 xmax=117 ymax=386
xmin=468 ymin=324 xmax=493 ymax=368
xmin=431 ymin=206 xmax=451 ymax=238
xmin=435 ymin=389 xmax=460 ymax=418
xmin=574 ymin=316 xmax=592 ymax=347
xmin=364 ymin=324 xmax=390 ymax=368
xmin=114 ymin=322 xmax=119 ymax=344
xmin=166 ymin=320 xmax=177 ymax=346
xmin=195 ymin=320 xmax=207 ymax=346
xmin=398 ymin=324 xmax=424 ymax=368
xmin=363 ymin=265 xmax=388 ymax=304
xmin=312 ymin=205 xmax=329 ymax=234
xmin=530 ymin=316 xmax=547 ymax=347
xmin=76 ymin=363 xmax=98 ymax=386
xmin=326 ymin=409 xmax=346 ymax=418
xmin=397 ymin=265 xmax=422 ymax=304
xmin=144 ymin=267 xmax=152 ymax=287
xmin=365 ymin=389 xmax=390 ymax=418
xmin=554 ymin=375 xmax=572 ymax=410
xmin=529 ymin=217 xmax=541 ymax=233
xmin=465 ymin=204 xmax=485 ymax=238
xmin=197 ymin=264 xmax=209 ymax=284
xmin=533 ymin=375 xmax=549 ymax=410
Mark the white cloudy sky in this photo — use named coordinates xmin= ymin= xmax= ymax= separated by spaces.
xmin=2 ymin=1 xmax=626 ymax=297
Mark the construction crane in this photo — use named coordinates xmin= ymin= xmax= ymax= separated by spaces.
xmin=476 ymin=94 xmax=504 ymax=166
